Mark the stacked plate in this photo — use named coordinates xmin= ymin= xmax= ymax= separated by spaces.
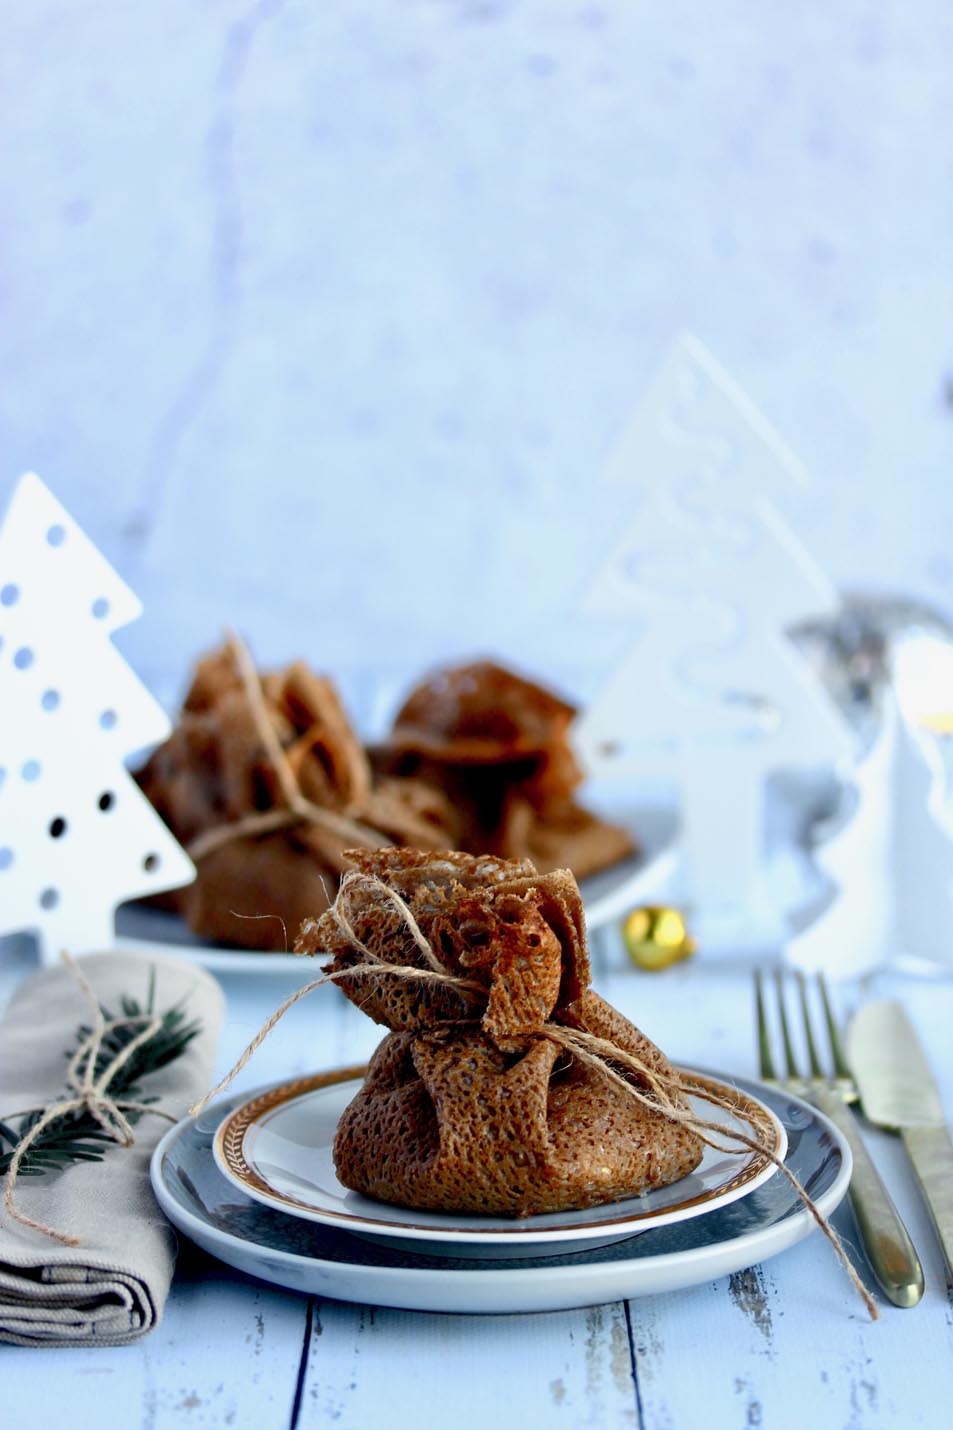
xmin=150 ymin=1067 xmax=851 ymax=1314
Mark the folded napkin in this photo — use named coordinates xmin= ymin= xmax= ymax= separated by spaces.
xmin=0 ymin=951 xmax=224 ymax=1347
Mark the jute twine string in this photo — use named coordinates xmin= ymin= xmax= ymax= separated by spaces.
xmin=541 ymin=1022 xmax=877 ymax=1316
xmin=2 ymin=952 xmax=180 ymax=1246
xmin=186 ymin=630 xmax=393 ymax=862
xmin=190 ymin=872 xmax=487 ymax=1114
xmin=190 ymin=874 xmax=878 ymax=1319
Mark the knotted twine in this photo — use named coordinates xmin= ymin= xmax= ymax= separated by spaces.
xmin=185 ymin=630 xmax=393 ymax=863
xmin=1 ymin=953 xmax=180 ymax=1246
xmin=191 ymin=870 xmax=878 ymax=1320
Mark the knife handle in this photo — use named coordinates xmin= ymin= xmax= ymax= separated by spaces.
xmin=902 ymin=1126 xmax=953 ymax=1283
xmin=811 ymin=1086 xmax=924 ymax=1308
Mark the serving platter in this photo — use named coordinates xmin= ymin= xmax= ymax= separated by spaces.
xmin=114 ymin=903 xmax=308 ymax=976
xmin=210 ymin=1065 xmax=786 ymax=1257
xmin=112 ymin=802 xmax=675 ymax=976
xmin=115 ymin=774 xmax=830 ymax=973
xmin=150 ymin=1071 xmax=849 ymax=1314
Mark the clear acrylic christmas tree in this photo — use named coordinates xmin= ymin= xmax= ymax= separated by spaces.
xmin=0 ymin=473 xmax=195 ymax=962
xmin=575 ymin=336 xmax=854 ymax=918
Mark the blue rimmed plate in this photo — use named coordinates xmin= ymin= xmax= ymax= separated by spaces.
xmin=150 ymin=1071 xmax=848 ymax=1313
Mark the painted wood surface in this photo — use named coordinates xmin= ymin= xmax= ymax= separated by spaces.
xmin=2 ymin=936 xmax=953 ymax=1429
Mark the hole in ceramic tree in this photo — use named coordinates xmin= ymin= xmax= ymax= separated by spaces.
xmin=39 ymin=887 xmax=59 ymax=909
xmin=49 ymin=816 xmax=67 ymax=839
xmin=98 ymin=790 xmax=115 ymax=812
xmin=143 ymin=853 xmax=160 ymax=873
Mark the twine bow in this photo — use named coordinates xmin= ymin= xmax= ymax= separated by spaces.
xmin=2 ymin=952 xmax=179 ymax=1246
xmin=191 ymin=871 xmax=878 ymax=1320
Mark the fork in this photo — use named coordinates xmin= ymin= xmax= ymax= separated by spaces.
xmin=755 ymin=968 xmax=924 ymax=1308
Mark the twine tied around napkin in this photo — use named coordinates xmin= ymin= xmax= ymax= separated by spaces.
xmin=0 ymin=951 xmax=223 ymax=1347
xmin=194 ymin=866 xmax=878 ymax=1320
xmin=2 ymin=952 xmax=188 ymax=1246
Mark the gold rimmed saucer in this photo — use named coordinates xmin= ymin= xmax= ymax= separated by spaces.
xmin=212 ymin=1065 xmax=786 ymax=1258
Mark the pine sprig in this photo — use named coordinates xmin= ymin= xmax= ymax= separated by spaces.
xmin=0 ymin=976 xmax=202 ymax=1179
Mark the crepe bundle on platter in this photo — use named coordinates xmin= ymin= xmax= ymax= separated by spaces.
xmin=375 ymin=661 xmax=635 ymax=880
xmin=138 ymin=647 xmax=634 ymax=951
xmin=136 ymin=644 xmax=452 ymax=948
xmin=295 ymin=849 xmax=703 ymax=1216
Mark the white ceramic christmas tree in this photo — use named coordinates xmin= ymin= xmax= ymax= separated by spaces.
xmin=600 ymin=331 xmax=811 ymax=500
xmin=0 ymin=473 xmax=195 ymax=962
xmin=788 ymin=695 xmax=953 ymax=975
xmin=575 ymin=336 xmax=854 ymax=920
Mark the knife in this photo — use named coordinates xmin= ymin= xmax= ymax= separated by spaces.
xmin=848 ymin=1000 xmax=953 ymax=1282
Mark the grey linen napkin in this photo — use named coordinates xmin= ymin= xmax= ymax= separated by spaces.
xmin=0 ymin=951 xmax=224 ymax=1347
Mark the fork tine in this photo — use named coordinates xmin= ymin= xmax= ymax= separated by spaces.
xmin=773 ymin=969 xmax=801 ymax=1080
xmin=796 ymin=970 xmax=824 ymax=1077
xmin=754 ymin=970 xmax=776 ymax=1080
xmin=817 ymin=972 xmax=852 ymax=1078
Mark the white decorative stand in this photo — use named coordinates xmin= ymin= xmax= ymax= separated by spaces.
xmin=787 ymin=696 xmax=953 ymax=976
xmin=0 ymin=473 xmax=195 ymax=962
xmin=575 ymin=335 xmax=854 ymax=936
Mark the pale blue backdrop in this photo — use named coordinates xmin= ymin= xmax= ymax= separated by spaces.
xmin=2 ymin=2 xmax=951 ymax=722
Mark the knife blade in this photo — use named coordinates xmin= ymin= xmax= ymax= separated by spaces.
xmin=848 ymin=1000 xmax=953 ymax=1281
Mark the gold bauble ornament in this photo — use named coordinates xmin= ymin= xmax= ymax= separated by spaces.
xmin=622 ymin=906 xmax=696 ymax=971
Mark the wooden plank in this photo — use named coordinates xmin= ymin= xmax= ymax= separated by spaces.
xmin=632 ymin=1241 xmax=953 ymax=1428
xmin=293 ymin=1302 xmax=640 ymax=1430
xmin=137 ymin=1259 xmax=307 ymax=1430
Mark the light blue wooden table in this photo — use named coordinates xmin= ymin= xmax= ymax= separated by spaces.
xmin=2 ymin=937 xmax=952 ymax=1429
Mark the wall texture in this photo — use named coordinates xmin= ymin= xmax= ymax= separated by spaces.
xmin=2 ymin=2 xmax=951 ymax=720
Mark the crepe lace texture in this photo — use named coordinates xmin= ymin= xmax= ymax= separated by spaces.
xmin=1 ymin=953 xmax=184 ymax=1246
xmin=193 ymin=856 xmax=877 ymax=1320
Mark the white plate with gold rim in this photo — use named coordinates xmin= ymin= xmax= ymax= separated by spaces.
xmin=209 ymin=1064 xmax=786 ymax=1258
